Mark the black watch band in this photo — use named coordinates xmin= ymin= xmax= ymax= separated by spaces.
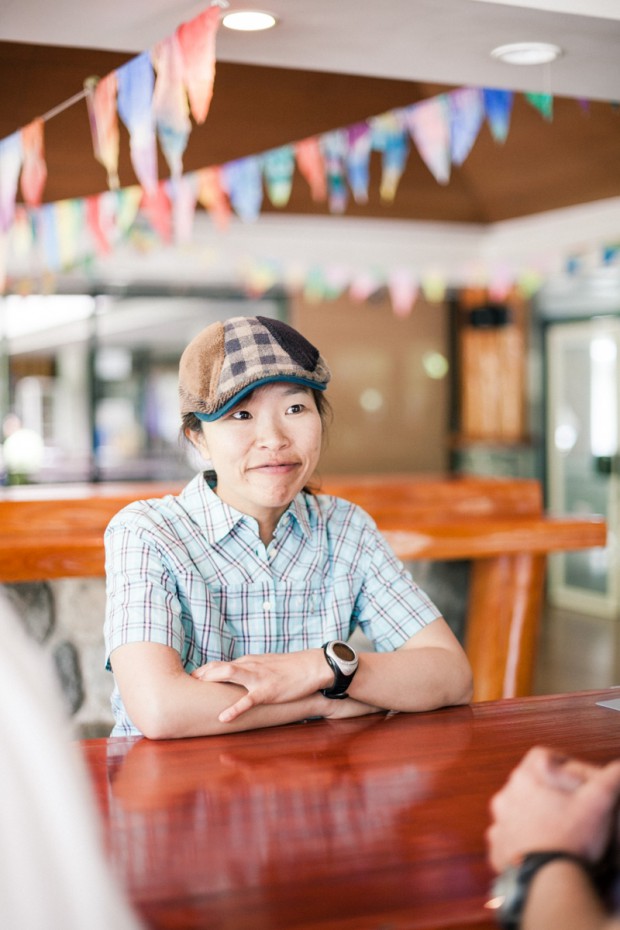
xmin=489 ymin=850 xmax=594 ymax=930
xmin=320 ymin=640 xmax=358 ymax=699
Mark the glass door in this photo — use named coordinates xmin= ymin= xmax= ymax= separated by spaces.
xmin=546 ymin=318 xmax=619 ymax=618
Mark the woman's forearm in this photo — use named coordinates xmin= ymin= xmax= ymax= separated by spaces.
xmin=523 ymin=860 xmax=620 ymax=930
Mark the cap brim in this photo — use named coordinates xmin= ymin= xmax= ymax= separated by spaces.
xmin=194 ymin=375 xmax=327 ymax=422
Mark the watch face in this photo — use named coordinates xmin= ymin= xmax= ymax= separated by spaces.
xmin=333 ymin=641 xmax=355 ymax=661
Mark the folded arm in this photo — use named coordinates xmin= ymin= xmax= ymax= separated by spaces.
xmin=192 ymin=616 xmax=472 ymax=725
xmin=111 ymin=616 xmax=471 ymax=738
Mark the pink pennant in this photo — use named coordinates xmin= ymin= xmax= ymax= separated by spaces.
xmin=295 ymin=137 xmax=327 ymax=202
xmin=387 ymin=268 xmax=418 ymax=318
xmin=152 ymin=34 xmax=192 ymax=178
xmin=85 ymin=73 xmax=120 ymax=189
xmin=139 ymin=183 xmax=173 ymax=242
xmin=85 ymin=194 xmax=112 ymax=256
xmin=405 ymin=95 xmax=451 ymax=185
xmin=20 ymin=119 xmax=47 ymax=207
xmin=196 ymin=166 xmax=231 ymax=230
xmin=177 ymin=5 xmax=221 ymax=124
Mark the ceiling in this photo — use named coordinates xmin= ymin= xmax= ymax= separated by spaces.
xmin=0 ymin=0 xmax=619 ymax=289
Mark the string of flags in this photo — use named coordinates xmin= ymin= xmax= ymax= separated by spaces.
xmin=0 ymin=3 xmax=617 ymax=311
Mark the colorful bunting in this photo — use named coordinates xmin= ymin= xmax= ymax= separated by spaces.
xmin=295 ymin=137 xmax=327 ymax=202
xmin=116 ymin=52 xmax=158 ymax=194
xmin=262 ymin=145 xmax=296 ymax=207
xmin=221 ymin=156 xmax=263 ymax=222
xmin=483 ymin=89 xmax=514 ymax=143
xmin=449 ymin=87 xmax=485 ymax=165
xmin=320 ymin=130 xmax=349 ymax=213
xmin=0 ymin=133 xmax=23 ymax=233
xmin=370 ymin=112 xmax=409 ymax=202
xmin=387 ymin=267 xmax=418 ymax=317
xmin=20 ymin=119 xmax=47 ymax=207
xmin=196 ymin=166 xmax=231 ymax=230
xmin=169 ymin=174 xmax=198 ymax=244
xmin=525 ymin=93 xmax=553 ymax=121
xmin=404 ymin=95 xmax=451 ymax=184
xmin=346 ymin=123 xmax=372 ymax=204
xmin=151 ymin=33 xmax=192 ymax=179
xmin=85 ymin=73 xmax=120 ymax=190
xmin=177 ymin=5 xmax=221 ymax=124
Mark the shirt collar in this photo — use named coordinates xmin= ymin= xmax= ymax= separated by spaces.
xmin=180 ymin=472 xmax=314 ymax=545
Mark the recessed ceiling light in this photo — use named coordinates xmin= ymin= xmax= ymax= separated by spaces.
xmin=222 ymin=10 xmax=278 ymax=31
xmin=490 ymin=41 xmax=563 ymax=65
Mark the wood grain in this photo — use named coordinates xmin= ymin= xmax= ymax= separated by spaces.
xmin=80 ymin=689 xmax=620 ymax=930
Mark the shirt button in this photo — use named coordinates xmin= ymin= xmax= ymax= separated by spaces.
xmin=262 ymin=601 xmax=272 ymax=612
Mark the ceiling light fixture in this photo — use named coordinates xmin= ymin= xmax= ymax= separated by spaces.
xmin=490 ymin=41 xmax=563 ymax=65
xmin=222 ymin=10 xmax=278 ymax=31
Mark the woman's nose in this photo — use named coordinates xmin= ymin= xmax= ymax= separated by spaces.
xmin=255 ymin=414 xmax=289 ymax=448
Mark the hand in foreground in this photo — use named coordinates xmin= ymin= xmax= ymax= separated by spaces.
xmin=486 ymin=746 xmax=620 ymax=873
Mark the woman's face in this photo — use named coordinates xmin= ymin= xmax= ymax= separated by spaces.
xmin=188 ymin=382 xmax=323 ymax=535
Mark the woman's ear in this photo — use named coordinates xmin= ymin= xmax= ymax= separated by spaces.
xmin=185 ymin=427 xmax=209 ymax=459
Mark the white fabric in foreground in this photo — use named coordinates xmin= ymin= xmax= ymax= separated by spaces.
xmin=0 ymin=595 xmax=143 ymax=930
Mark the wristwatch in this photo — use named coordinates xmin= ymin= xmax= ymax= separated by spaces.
xmin=320 ymin=640 xmax=359 ymax=699
xmin=488 ymin=850 xmax=593 ymax=930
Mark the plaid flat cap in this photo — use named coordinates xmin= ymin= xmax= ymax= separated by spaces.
xmin=179 ymin=315 xmax=331 ymax=421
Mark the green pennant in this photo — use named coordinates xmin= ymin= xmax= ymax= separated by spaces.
xmin=525 ymin=92 xmax=553 ymax=120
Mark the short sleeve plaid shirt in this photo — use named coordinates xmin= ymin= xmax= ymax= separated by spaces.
xmin=104 ymin=472 xmax=442 ymax=735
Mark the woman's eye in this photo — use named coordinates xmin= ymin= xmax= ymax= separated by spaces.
xmin=231 ymin=409 xmax=252 ymax=420
xmin=287 ymin=403 xmax=304 ymax=415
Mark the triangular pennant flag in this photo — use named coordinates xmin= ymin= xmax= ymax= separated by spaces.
xmin=349 ymin=269 xmax=382 ymax=303
xmin=177 ymin=5 xmax=220 ymax=124
xmin=483 ymin=88 xmax=514 ymax=143
xmin=295 ymin=137 xmax=326 ymax=202
xmin=221 ymin=156 xmax=263 ymax=222
xmin=85 ymin=194 xmax=113 ymax=256
xmin=0 ymin=132 xmax=23 ymax=233
xmin=404 ymin=95 xmax=451 ymax=184
xmin=262 ymin=145 xmax=296 ymax=207
xmin=370 ymin=111 xmax=409 ymax=201
xmin=139 ymin=183 xmax=173 ymax=242
xmin=525 ymin=92 xmax=553 ymax=120
xmin=20 ymin=119 xmax=47 ymax=207
xmin=151 ymin=34 xmax=192 ymax=178
xmin=0 ymin=233 xmax=6 ymax=294
xmin=196 ymin=166 xmax=231 ymax=230
xmin=387 ymin=267 xmax=418 ymax=317
xmin=449 ymin=87 xmax=485 ymax=165
xmin=85 ymin=73 xmax=120 ymax=189
xmin=320 ymin=130 xmax=348 ymax=213
xmin=169 ymin=173 xmax=198 ymax=244
xmin=346 ymin=122 xmax=372 ymax=204
xmin=116 ymin=52 xmax=158 ymax=194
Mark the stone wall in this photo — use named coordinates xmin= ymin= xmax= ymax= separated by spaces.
xmin=4 ymin=578 xmax=114 ymax=738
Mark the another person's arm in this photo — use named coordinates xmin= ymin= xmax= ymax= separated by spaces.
xmin=486 ymin=746 xmax=620 ymax=930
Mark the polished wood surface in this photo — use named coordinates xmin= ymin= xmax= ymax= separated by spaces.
xmin=81 ymin=689 xmax=620 ymax=930
xmin=0 ymin=475 xmax=605 ymax=580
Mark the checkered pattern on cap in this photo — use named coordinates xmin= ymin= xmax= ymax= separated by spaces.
xmin=179 ymin=315 xmax=330 ymax=420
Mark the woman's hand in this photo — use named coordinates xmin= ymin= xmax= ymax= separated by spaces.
xmin=486 ymin=746 xmax=620 ymax=873
xmin=191 ymin=649 xmax=330 ymax=723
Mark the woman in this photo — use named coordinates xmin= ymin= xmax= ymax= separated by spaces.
xmin=104 ymin=314 xmax=472 ymax=738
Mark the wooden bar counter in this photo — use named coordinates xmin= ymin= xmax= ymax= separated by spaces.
xmin=0 ymin=474 xmax=606 ymax=701
xmin=81 ymin=688 xmax=620 ymax=930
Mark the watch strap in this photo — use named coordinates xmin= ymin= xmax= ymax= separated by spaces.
xmin=490 ymin=851 xmax=594 ymax=930
xmin=320 ymin=642 xmax=356 ymax=699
